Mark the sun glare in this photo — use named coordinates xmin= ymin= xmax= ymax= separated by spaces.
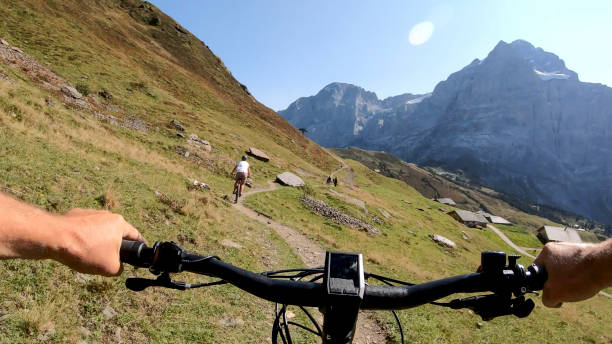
xmin=408 ymin=21 xmax=434 ymax=46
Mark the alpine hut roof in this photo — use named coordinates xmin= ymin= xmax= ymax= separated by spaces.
xmin=449 ymin=209 xmax=488 ymax=224
xmin=537 ymin=226 xmax=582 ymax=243
xmin=434 ymin=198 xmax=456 ymax=206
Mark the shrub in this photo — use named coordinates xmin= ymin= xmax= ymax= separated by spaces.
xmin=75 ymin=83 xmax=90 ymax=96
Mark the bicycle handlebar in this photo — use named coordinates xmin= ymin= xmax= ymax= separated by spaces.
xmin=120 ymin=240 xmax=547 ymax=311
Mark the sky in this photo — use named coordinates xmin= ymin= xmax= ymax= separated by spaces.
xmin=149 ymin=1 xmax=612 ymax=111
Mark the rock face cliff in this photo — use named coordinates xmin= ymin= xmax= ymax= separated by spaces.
xmin=279 ymin=82 xmax=426 ymax=147
xmin=280 ymin=40 xmax=612 ymax=225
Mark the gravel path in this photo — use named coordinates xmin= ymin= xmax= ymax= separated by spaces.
xmin=487 ymin=224 xmax=535 ymax=259
xmin=234 ymin=180 xmax=389 ymax=343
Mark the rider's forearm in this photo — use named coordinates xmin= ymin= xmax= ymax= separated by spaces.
xmin=535 ymin=238 xmax=612 ymax=307
xmin=593 ymin=239 xmax=612 ymax=288
xmin=0 ymin=192 xmax=67 ymax=260
xmin=0 ymin=192 xmax=144 ymax=275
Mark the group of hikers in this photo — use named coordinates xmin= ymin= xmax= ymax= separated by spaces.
xmin=326 ymin=175 xmax=338 ymax=186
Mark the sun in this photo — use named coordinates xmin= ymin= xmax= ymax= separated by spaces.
xmin=409 ymin=21 xmax=434 ymax=46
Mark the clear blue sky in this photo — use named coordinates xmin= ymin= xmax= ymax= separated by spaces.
xmin=150 ymin=1 xmax=612 ymax=111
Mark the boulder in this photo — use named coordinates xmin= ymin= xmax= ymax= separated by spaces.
xmin=276 ymin=172 xmax=304 ymax=187
xmin=169 ymin=119 xmax=185 ymax=131
xmin=430 ymin=234 xmax=456 ymax=249
xmin=247 ymin=147 xmax=270 ymax=162
xmin=98 ymin=90 xmax=113 ymax=100
xmin=61 ymin=85 xmax=83 ymax=99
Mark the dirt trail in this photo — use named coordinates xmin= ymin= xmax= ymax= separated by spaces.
xmin=233 ymin=180 xmax=389 ymax=343
xmin=487 ymin=224 xmax=535 ymax=259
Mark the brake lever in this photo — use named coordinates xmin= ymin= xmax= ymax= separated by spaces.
xmin=126 ymin=272 xmax=191 ymax=291
xmin=448 ymin=294 xmax=535 ymax=321
xmin=126 ymin=271 xmax=228 ymax=292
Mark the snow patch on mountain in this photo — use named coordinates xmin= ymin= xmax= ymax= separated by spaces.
xmin=406 ymin=93 xmax=432 ymax=104
xmin=534 ymin=69 xmax=570 ymax=81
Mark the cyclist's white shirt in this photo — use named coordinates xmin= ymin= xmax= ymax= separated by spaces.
xmin=237 ymin=161 xmax=249 ymax=173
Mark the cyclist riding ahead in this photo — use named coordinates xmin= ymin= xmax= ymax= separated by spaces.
xmin=231 ymin=155 xmax=250 ymax=202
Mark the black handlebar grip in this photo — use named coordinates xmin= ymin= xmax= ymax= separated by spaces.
xmin=120 ymin=240 xmax=151 ymax=268
xmin=527 ymin=264 xmax=548 ymax=291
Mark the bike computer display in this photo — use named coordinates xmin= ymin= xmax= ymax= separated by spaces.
xmin=324 ymin=251 xmax=365 ymax=298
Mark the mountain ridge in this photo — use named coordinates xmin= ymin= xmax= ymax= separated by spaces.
xmin=280 ymin=39 xmax=612 ymax=226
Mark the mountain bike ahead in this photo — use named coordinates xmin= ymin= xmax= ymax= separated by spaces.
xmin=231 ymin=155 xmax=250 ymax=204
xmin=120 ymin=240 xmax=547 ymax=344
xmin=233 ymin=177 xmax=243 ymax=203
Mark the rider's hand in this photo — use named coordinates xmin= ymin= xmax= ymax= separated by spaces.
xmin=534 ymin=240 xmax=612 ymax=307
xmin=52 ymin=209 xmax=144 ymax=276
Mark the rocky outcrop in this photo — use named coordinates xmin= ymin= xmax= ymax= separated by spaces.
xmin=61 ymin=85 xmax=83 ymax=99
xmin=93 ymin=112 xmax=149 ymax=131
xmin=188 ymin=133 xmax=211 ymax=152
xmin=282 ymin=40 xmax=612 ymax=225
xmin=279 ymin=82 xmax=426 ymax=147
xmin=300 ymin=195 xmax=380 ymax=235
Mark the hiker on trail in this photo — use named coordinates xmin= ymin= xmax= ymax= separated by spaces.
xmin=333 ymin=177 xmax=338 ymax=187
xmin=231 ymin=155 xmax=251 ymax=196
xmin=326 ymin=176 xmax=332 ymax=184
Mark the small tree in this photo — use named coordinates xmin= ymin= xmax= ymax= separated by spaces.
xmin=298 ymin=128 xmax=308 ymax=135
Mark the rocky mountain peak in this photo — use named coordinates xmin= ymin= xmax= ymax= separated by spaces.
xmin=486 ymin=39 xmax=578 ymax=80
xmin=317 ymin=82 xmax=380 ymax=105
xmin=281 ymin=39 xmax=612 ymax=226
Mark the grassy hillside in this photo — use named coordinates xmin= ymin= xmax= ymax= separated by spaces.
xmin=0 ymin=0 xmax=336 ymax=174
xmin=246 ymin=160 xmax=612 ymax=343
xmin=0 ymin=1 xmax=610 ymax=343
xmin=333 ymin=147 xmax=608 ymax=240
xmin=0 ymin=0 xmax=333 ymax=342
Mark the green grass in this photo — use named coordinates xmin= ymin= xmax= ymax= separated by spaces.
xmin=578 ymin=230 xmax=601 ymax=243
xmin=494 ymin=224 xmax=543 ymax=248
xmin=245 ymin=160 xmax=612 ymax=343
xmin=0 ymin=66 xmax=310 ymax=342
